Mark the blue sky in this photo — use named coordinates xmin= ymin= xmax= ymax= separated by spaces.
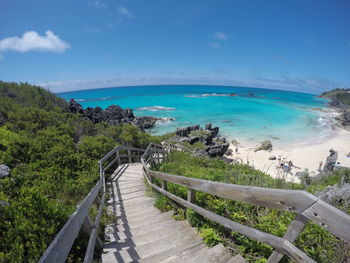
xmin=0 ymin=0 xmax=349 ymax=93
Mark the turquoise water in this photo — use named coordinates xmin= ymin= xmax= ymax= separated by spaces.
xmin=58 ymin=85 xmax=331 ymax=143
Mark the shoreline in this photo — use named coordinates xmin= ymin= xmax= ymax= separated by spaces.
xmin=226 ymin=127 xmax=350 ymax=183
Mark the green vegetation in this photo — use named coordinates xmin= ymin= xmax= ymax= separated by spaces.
xmin=0 ymin=82 xmax=159 ymax=262
xmin=321 ymin=88 xmax=350 ymax=106
xmin=153 ymin=151 xmax=350 ymax=262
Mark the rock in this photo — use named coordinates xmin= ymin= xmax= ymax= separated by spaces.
xmin=171 ymin=124 xmax=229 ymax=158
xmin=318 ymin=183 xmax=350 ymax=207
xmin=0 ymin=165 xmax=10 ymax=179
xmin=268 ymin=156 xmax=276 ymax=160
xmin=221 ymin=156 xmax=233 ymax=164
xmin=175 ymin=125 xmax=200 ymax=137
xmin=254 ymin=140 xmax=273 ymax=152
xmin=68 ymin=99 xmax=159 ymax=130
xmin=133 ymin=116 xmax=157 ymax=129
xmin=323 ymin=149 xmax=338 ymax=172
xmin=68 ymin=99 xmax=84 ymax=114
xmin=206 ymin=142 xmax=229 ymax=157
xmin=225 ymin=149 xmax=233 ymax=156
xmin=231 ymin=139 xmax=239 ymax=146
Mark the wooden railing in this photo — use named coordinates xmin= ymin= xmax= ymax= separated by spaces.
xmin=39 ymin=145 xmax=145 ymax=263
xmin=141 ymin=143 xmax=350 ymax=263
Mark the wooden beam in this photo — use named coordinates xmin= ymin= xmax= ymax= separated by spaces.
xmin=301 ymin=199 xmax=350 ymax=243
xmin=267 ymin=214 xmax=308 ymax=263
xmin=187 ymin=189 xmax=196 ymax=203
xmin=83 ymin=215 xmax=102 ymax=248
xmin=148 ymin=170 xmax=317 ymax=213
xmin=144 ymin=176 xmax=316 ymax=263
xmin=39 ymin=179 xmax=103 ymax=263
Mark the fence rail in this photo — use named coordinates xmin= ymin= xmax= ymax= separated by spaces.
xmin=40 ymin=142 xmax=350 ymax=263
xmin=39 ymin=145 xmax=145 ymax=263
xmin=141 ymin=143 xmax=350 ymax=263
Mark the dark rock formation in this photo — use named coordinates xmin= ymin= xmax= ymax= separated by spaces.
xmin=133 ymin=116 xmax=157 ymax=129
xmin=0 ymin=164 xmax=10 ymax=179
xmin=254 ymin=140 xmax=273 ymax=152
xmin=69 ymin=99 xmax=84 ymax=114
xmin=172 ymin=123 xmax=229 ymax=157
xmin=268 ymin=156 xmax=277 ymax=160
xmin=176 ymin=125 xmax=200 ymax=137
xmin=323 ymin=149 xmax=338 ymax=172
xmin=318 ymin=183 xmax=350 ymax=208
xmin=68 ymin=99 xmax=160 ymax=130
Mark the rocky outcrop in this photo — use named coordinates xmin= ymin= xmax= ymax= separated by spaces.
xmin=173 ymin=123 xmax=229 ymax=158
xmin=254 ymin=140 xmax=273 ymax=152
xmin=0 ymin=164 xmax=10 ymax=179
xmin=68 ymin=99 xmax=161 ymax=130
xmin=318 ymin=183 xmax=350 ymax=208
xmin=323 ymin=149 xmax=338 ymax=172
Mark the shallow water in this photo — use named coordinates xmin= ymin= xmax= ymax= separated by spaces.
xmin=58 ymin=85 xmax=331 ymax=143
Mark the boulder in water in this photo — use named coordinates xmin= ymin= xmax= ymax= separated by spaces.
xmin=254 ymin=140 xmax=273 ymax=152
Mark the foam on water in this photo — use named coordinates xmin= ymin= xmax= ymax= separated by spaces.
xmin=58 ymin=85 xmax=330 ymax=144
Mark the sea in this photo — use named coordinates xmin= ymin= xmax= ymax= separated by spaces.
xmin=58 ymin=85 xmax=333 ymax=144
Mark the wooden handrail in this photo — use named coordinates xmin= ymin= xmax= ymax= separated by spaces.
xmin=39 ymin=145 xmax=145 ymax=263
xmin=141 ymin=143 xmax=350 ymax=263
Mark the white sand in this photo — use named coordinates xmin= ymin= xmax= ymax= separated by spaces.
xmin=227 ymin=128 xmax=350 ymax=183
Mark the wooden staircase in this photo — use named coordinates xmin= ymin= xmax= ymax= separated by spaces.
xmin=102 ymin=163 xmax=246 ymax=263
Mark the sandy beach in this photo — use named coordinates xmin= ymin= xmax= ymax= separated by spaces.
xmin=227 ymin=128 xmax=350 ymax=183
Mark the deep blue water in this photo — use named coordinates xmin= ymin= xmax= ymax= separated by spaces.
xmin=58 ymin=85 xmax=331 ymax=143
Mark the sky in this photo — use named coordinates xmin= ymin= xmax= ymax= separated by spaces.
xmin=0 ymin=0 xmax=349 ymax=93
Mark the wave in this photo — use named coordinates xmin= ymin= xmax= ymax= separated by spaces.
xmin=101 ymin=96 xmax=111 ymax=100
xmin=156 ymin=117 xmax=175 ymax=125
xmin=75 ymin=99 xmax=86 ymax=102
xmin=135 ymin=106 xmax=176 ymax=111
xmin=184 ymin=93 xmax=236 ymax=98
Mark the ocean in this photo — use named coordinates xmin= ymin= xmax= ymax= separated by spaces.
xmin=58 ymin=85 xmax=332 ymax=144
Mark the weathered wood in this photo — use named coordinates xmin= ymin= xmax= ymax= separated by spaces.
xmin=267 ymin=214 xmax=308 ymax=263
xmin=162 ymin=180 xmax=168 ymax=191
xmin=128 ymin=149 xmax=132 ymax=163
xmin=301 ymin=199 xmax=350 ymax=242
xmin=144 ymin=176 xmax=316 ymax=263
xmin=187 ymin=188 xmax=196 ymax=203
xmin=84 ymin=191 xmax=106 ymax=263
xmin=39 ymin=179 xmax=103 ymax=263
xmin=148 ymin=170 xmax=317 ymax=213
xmin=83 ymin=215 xmax=102 ymax=248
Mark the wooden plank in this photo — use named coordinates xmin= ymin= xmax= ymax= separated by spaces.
xmin=39 ymin=179 xmax=103 ymax=263
xmin=128 ymin=149 xmax=132 ymax=163
xmin=147 ymin=170 xmax=317 ymax=213
xmin=83 ymin=215 xmax=102 ymax=248
xmin=187 ymin=189 xmax=196 ymax=203
xmin=162 ymin=180 xmax=168 ymax=191
xmin=267 ymin=214 xmax=308 ymax=263
xmin=301 ymin=199 xmax=350 ymax=242
xmin=83 ymin=191 xmax=106 ymax=263
xmin=144 ymin=176 xmax=316 ymax=263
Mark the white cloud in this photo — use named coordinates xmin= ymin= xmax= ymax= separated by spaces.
xmin=209 ymin=42 xmax=222 ymax=49
xmin=83 ymin=25 xmax=101 ymax=33
xmin=90 ymin=0 xmax=107 ymax=9
xmin=117 ymin=6 xmax=134 ymax=19
xmin=0 ymin=30 xmax=70 ymax=53
xmin=214 ymin=31 xmax=227 ymax=41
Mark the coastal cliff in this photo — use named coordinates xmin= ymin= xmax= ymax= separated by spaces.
xmin=320 ymin=88 xmax=350 ymax=130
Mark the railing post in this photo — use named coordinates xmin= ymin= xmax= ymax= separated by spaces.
xmin=267 ymin=214 xmax=308 ymax=263
xmin=162 ymin=180 xmax=168 ymax=191
xmin=83 ymin=215 xmax=103 ymax=248
xmin=187 ymin=188 xmax=196 ymax=203
xmin=128 ymin=149 xmax=132 ymax=163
